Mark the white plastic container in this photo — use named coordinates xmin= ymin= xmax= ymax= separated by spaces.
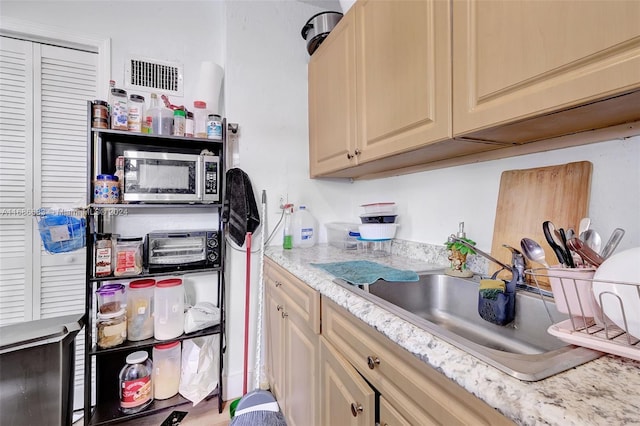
xmin=154 ymin=278 xmax=185 ymax=340
xmin=360 ymin=202 xmax=397 ymax=215
xmin=127 ymin=279 xmax=155 ymax=341
xmin=292 ymin=205 xmax=318 ymax=248
xmin=193 ymin=101 xmax=212 ymax=138
xmin=146 ymin=93 xmax=173 ymax=135
xmin=152 ymin=341 xmax=181 ymax=400
xmin=127 ymin=94 xmax=145 ymax=132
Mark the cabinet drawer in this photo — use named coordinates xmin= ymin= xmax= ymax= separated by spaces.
xmin=265 ymin=259 xmax=320 ymax=334
xmin=322 ymin=297 xmax=513 ymax=426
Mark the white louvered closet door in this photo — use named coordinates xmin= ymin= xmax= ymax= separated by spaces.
xmin=0 ymin=36 xmax=97 ymax=410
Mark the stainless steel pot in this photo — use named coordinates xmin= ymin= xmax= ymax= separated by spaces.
xmin=301 ymin=11 xmax=343 ymax=55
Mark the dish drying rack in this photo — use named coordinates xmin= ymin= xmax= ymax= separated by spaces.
xmin=526 ymin=268 xmax=640 ymax=361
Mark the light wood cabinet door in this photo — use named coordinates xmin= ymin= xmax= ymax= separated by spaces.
xmin=319 ymin=338 xmax=375 ymax=426
xmin=308 ymin=6 xmax=358 ymax=177
xmin=264 ymin=259 xmax=321 ymax=426
xmin=264 ymin=273 xmax=285 ymax=405
xmin=356 ymin=0 xmax=451 ymax=163
xmin=453 ymin=0 xmax=640 ymax=138
xmin=283 ymin=305 xmax=319 ymax=426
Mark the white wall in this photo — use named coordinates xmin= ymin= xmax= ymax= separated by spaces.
xmin=0 ymin=0 xmax=226 ymax=108
xmin=3 ymin=0 xmax=639 ymax=403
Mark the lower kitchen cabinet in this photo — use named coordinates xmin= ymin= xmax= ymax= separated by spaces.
xmin=319 ymin=338 xmax=375 ymax=425
xmin=264 ymin=259 xmax=320 ymax=426
xmin=321 ymin=296 xmax=514 ymax=426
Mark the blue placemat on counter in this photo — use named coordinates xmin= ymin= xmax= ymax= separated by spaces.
xmin=311 ymin=260 xmax=419 ymax=285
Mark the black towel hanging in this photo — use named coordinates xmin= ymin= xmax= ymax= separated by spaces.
xmin=222 ymin=168 xmax=260 ymax=246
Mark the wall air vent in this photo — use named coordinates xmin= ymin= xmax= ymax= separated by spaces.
xmin=125 ymin=57 xmax=183 ymax=95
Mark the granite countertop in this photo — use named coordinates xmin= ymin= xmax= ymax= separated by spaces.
xmin=264 ymin=243 xmax=640 ymax=426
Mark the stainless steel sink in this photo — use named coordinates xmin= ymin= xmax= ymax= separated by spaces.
xmin=334 ymin=272 xmax=602 ymax=381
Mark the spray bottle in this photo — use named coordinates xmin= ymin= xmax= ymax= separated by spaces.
xmin=283 ymin=204 xmax=294 ymax=249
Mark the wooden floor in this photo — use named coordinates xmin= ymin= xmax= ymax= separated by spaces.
xmin=75 ymin=397 xmax=230 ymax=426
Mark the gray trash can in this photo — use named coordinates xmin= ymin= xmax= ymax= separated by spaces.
xmin=0 ymin=313 xmax=84 ymax=426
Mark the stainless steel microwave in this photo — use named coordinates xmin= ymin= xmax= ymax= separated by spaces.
xmin=123 ymin=151 xmax=220 ymax=203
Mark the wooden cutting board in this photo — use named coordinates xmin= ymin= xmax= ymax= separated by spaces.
xmin=490 ymin=161 xmax=592 ymax=289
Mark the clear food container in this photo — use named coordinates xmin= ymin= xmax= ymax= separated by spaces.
xmin=127 ymin=279 xmax=155 ymax=341
xmin=154 ymin=278 xmax=185 ymax=341
xmin=114 ymin=237 xmax=143 ymax=277
xmin=152 ymin=341 xmax=181 ymax=400
xmin=96 ymin=283 xmax=126 ymax=314
xmin=96 ymin=308 xmax=127 ymax=349
xmin=325 ymin=222 xmax=360 ymax=250
xmin=357 ymin=238 xmax=392 ymax=257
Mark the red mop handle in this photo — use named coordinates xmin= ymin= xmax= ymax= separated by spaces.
xmin=243 ymin=232 xmax=252 ymax=395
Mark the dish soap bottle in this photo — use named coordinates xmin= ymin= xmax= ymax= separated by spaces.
xmin=283 ymin=204 xmax=293 ymax=250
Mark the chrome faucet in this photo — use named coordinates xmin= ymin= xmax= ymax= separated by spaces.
xmin=502 ymin=244 xmax=526 ymax=286
xmin=447 ymin=235 xmax=551 ymax=296
xmin=447 ymin=235 xmax=523 ymax=282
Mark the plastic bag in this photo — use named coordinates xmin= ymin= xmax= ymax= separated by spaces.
xmin=179 ymin=335 xmax=220 ymax=405
xmin=184 ymin=302 xmax=221 ymax=334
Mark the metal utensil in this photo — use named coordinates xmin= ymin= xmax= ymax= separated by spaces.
xmin=600 ymin=228 xmax=625 ymax=259
xmin=565 ymin=228 xmax=575 ymax=240
xmin=566 ymin=237 xmax=604 ymax=267
xmin=520 ymin=238 xmax=550 ymax=268
xmin=578 ymin=217 xmax=591 ymax=237
xmin=580 ymin=229 xmax=602 ymax=254
xmin=558 ymin=228 xmax=575 ymax=268
xmin=542 ymin=221 xmax=567 ymax=266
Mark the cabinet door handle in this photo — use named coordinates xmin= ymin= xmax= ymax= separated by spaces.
xmin=354 ymin=148 xmax=361 ymax=156
xmin=367 ymin=355 xmax=380 ymax=369
xmin=346 ymin=152 xmax=354 ymax=160
xmin=350 ymin=402 xmax=363 ymax=417
xmin=275 ymin=281 xmax=282 ymax=287
xmin=281 ymin=311 xmax=288 ymax=318
xmin=277 ymin=305 xmax=283 ymax=311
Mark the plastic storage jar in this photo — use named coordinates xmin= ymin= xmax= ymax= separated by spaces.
xmin=127 ymin=279 xmax=155 ymax=341
xmin=94 ymin=233 xmax=113 ymax=277
xmin=114 ymin=237 xmax=143 ymax=277
xmin=154 ymin=278 xmax=185 ymax=340
xmin=94 ymin=174 xmax=120 ymax=204
xmin=206 ymin=114 xmax=222 ymax=140
xmin=173 ymin=109 xmax=186 ymax=136
xmin=110 ymin=88 xmax=128 ymax=130
xmin=192 ymin=101 xmax=211 ymax=138
xmin=97 ymin=308 xmax=127 ymax=349
xmin=96 ymin=283 xmax=125 ymax=314
xmin=91 ymin=100 xmax=109 ymax=129
xmin=152 ymin=341 xmax=181 ymax=399
xmin=127 ymin=94 xmax=145 ymax=132
xmin=119 ymin=350 xmax=153 ymax=414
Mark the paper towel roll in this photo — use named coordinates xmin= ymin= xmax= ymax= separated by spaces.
xmin=195 ymin=62 xmax=224 ymax=114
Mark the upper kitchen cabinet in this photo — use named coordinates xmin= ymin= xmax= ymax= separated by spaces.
xmin=453 ymin=0 xmax=640 ymax=143
xmin=308 ymin=5 xmax=358 ymax=176
xmin=309 ymin=0 xmax=492 ymax=179
xmin=354 ymin=0 xmax=450 ymax=163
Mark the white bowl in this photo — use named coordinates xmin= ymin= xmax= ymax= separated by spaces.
xmin=358 ymin=223 xmax=398 ymax=240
